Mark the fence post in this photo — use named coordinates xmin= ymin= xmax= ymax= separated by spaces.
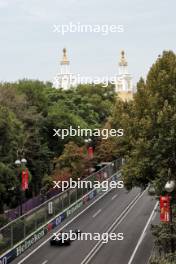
xmin=68 ymin=190 xmax=70 ymax=207
xmin=24 ymin=220 xmax=26 ymax=239
xmin=10 ymin=224 xmax=13 ymax=248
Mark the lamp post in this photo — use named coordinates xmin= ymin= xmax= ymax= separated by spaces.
xmin=15 ymin=158 xmax=27 ymax=216
xmin=164 ymin=179 xmax=175 ymax=254
xmin=84 ymin=138 xmax=92 ymax=145
xmin=84 ymin=138 xmax=94 ymax=174
xmin=84 ymin=138 xmax=93 ymax=159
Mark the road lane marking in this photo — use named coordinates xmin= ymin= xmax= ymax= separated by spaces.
xmin=18 ymin=174 xmax=121 ymax=264
xmin=111 ymin=194 xmax=118 ymax=200
xmin=80 ymin=188 xmax=148 ymax=264
xmin=92 ymin=209 xmax=102 ymax=218
xmin=151 ymin=209 xmax=157 ymax=222
xmin=41 ymin=261 xmax=48 ymax=264
xmin=128 ymin=201 xmax=159 ymax=264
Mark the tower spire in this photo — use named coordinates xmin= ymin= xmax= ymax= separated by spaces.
xmin=61 ymin=48 xmax=69 ymax=65
xmin=53 ymin=48 xmax=75 ymax=90
xmin=115 ymin=50 xmax=133 ymax=101
xmin=119 ymin=50 xmax=127 ymax=67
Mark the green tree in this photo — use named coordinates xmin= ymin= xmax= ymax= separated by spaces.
xmin=112 ymin=51 xmax=176 ymax=192
xmin=54 ymin=141 xmax=86 ymax=179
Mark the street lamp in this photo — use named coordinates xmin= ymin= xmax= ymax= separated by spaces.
xmin=84 ymin=138 xmax=92 ymax=144
xmin=84 ymin=138 xmax=93 ymax=158
xmin=84 ymin=138 xmax=94 ymax=173
xmin=15 ymin=158 xmax=28 ymax=216
xmin=15 ymin=158 xmax=27 ymax=166
xmin=165 ymin=179 xmax=175 ymax=254
xmin=165 ymin=180 xmax=175 ymax=193
xmin=21 ymin=158 xmax=27 ymax=165
xmin=14 ymin=159 xmax=21 ymax=166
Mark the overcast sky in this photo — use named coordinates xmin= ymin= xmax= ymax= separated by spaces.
xmin=0 ymin=0 xmax=175 ymax=84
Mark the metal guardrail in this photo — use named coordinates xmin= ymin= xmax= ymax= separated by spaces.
xmin=148 ymin=245 xmax=176 ymax=263
xmin=0 ymin=159 xmax=122 ymax=256
xmin=148 ymin=246 xmax=164 ymax=263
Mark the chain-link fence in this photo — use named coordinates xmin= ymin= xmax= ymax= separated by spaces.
xmin=0 ymin=159 xmax=122 ymax=255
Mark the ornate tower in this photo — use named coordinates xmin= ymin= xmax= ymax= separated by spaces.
xmin=53 ymin=48 xmax=75 ymax=90
xmin=60 ymin=48 xmax=70 ymax=74
xmin=115 ymin=51 xmax=133 ymax=101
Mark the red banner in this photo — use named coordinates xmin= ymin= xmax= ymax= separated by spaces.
xmin=88 ymin=146 xmax=94 ymax=159
xmin=22 ymin=169 xmax=29 ymax=191
xmin=160 ymin=196 xmax=170 ymax=222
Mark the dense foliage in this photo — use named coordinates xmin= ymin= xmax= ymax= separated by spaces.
xmin=98 ymin=51 xmax=176 ymax=193
xmin=0 ymin=81 xmax=115 ymax=213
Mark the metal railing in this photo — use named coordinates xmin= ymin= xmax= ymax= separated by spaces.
xmin=0 ymin=159 xmax=122 ymax=255
xmin=148 ymin=245 xmax=176 ymax=263
xmin=5 ymin=187 xmax=61 ymax=221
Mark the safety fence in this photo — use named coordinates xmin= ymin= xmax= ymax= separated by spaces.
xmin=5 ymin=187 xmax=61 ymax=221
xmin=0 ymin=158 xmax=122 ymax=261
xmin=148 ymin=245 xmax=176 ymax=263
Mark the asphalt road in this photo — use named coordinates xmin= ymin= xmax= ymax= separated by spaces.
xmin=12 ymin=186 xmax=158 ymax=264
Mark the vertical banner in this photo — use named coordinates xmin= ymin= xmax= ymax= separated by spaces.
xmin=22 ymin=169 xmax=29 ymax=191
xmin=160 ymin=195 xmax=170 ymax=222
xmin=88 ymin=146 xmax=93 ymax=159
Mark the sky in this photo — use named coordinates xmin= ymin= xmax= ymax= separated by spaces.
xmin=0 ymin=0 xmax=175 ymax=84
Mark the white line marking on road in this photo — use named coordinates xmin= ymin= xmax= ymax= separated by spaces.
xmin=41 ymin=260 xmax=48 ymax=264
xmin=128 ymin=201 xmax=159 ymax=264
xmin=80 ymin=189 xmax=148 ymax=264
xmin=18 ymin=182 xmax=119 ymax=264
xmin=111 ymin=194 xmax=118 ymax=200
xmin=151 ymin=210 xmax=157 ymax=222
xmin=92 ymin=209 xmax=102 ymax=218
